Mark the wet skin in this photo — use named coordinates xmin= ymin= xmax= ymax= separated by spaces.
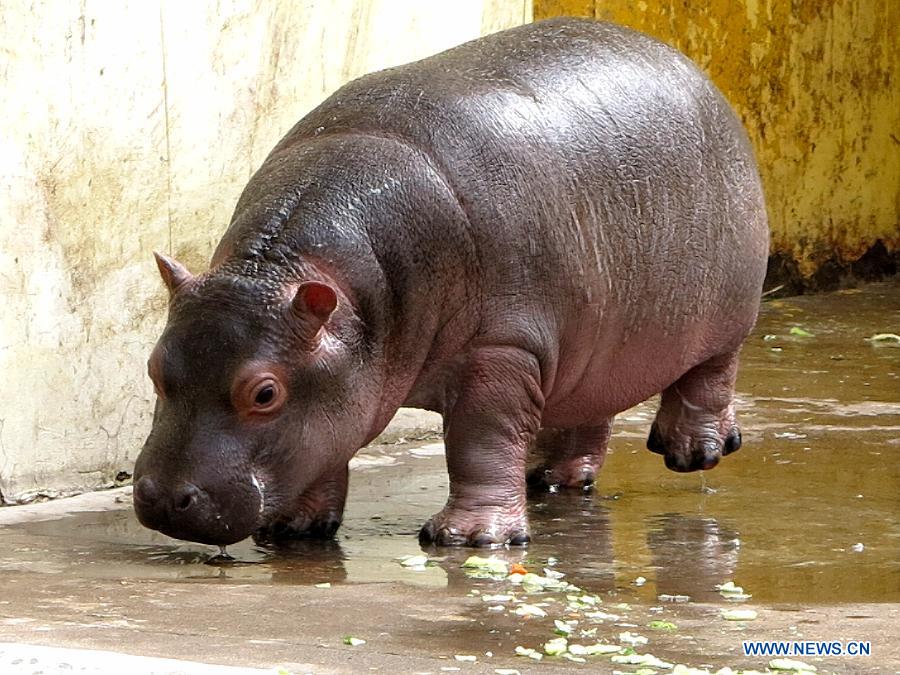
xmin=133 ymin=18 xmax=768 ymax=548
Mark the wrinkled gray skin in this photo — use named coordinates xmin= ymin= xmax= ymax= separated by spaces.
xmin=133 ymin=18 xmax=768 ymax=548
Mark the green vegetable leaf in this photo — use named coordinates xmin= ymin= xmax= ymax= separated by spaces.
xmin=461 ymin=555 xmax=509 ymax=576
xmin=648 ymin=620 xmax=677 ymax=630
xmin=554 ymin=619 xmax=574 ymax=635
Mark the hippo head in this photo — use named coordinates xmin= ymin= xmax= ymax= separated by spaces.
xmin=133 ymin=253 xmax=380 ymax=546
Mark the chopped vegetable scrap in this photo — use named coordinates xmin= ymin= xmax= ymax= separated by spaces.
xmin=461 ymin=555 xmax=509 ymax=578
xmin=648 ymin=620 xmax=678 ymax=630
xmin=721 ymin=608 xmax=758 ymax=621
xmin=510 ymin=571 xmax=579 ymax=593
xmin=769 ymin=658 xmax=817 ymax=672
xmin=569 ymin=643 xmax=621 ymax=656
xmin=399 ymin=554 xmax=429 ymax=568
xmin=611 ymin=652 xmax=674 ymax=668
xmin=543 ymin=637 xmax=568 ymax=655
xmin=460 ymin=555 xmax=779 ymax=673
xmin=514 ymin=603 xmax=547 ymax=618
xmin=716 ymin=581 xmax=752 ymax=601
xmin=867 ymin=333 xmax=900 ymax=343
xmin=553 ymin=619 xmax=574 ymax=635
xmin=618 ymin=631 xmax=649 ymax=646
xmin=514 ymin=646 xmax=542 ymax=661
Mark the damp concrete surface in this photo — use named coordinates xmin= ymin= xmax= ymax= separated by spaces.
xmin=0 ymin=281 xmax=898 ymax=674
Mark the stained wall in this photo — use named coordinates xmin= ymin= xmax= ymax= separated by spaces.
xmin=0 ymin=0 xmax=530 ymax=501
xmin=536 ymin=0 xmax=899 ymax=287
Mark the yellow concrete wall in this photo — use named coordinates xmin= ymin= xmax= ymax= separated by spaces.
xmin=0 ymin=0 xmax=529 ymax=502
xmin=536 ymin=0 xmax=899 ymax=280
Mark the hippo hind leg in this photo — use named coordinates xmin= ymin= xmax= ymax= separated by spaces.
xmin=527 ymin=420 xmax=612 ymax=493
xmin=647 ymin=350 xmax=742 ymax=472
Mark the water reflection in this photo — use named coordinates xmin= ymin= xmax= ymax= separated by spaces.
xmin=646 ymin=514 xmax=740 ymax=602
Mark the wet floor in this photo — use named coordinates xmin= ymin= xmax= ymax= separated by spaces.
xmin=0 ymin=281 xmax=898 ymax=673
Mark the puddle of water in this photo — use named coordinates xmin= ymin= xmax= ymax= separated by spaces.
xmin=1 ymin=282 xmax=898 ymax=609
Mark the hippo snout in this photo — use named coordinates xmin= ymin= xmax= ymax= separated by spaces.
xmin=132 ymin=474 xmax=261 ymax=546
xmin=133 ymin=476 xmax=203 ymax=520
xmin=132 ymin=476 xmax=214 ymax=541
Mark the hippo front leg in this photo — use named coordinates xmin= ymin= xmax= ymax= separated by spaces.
xmin=254 ymin=463 xmax=349 ymax=544
xmin=419 ymin=347 xmax=543 ymax=548
xmin=527 ymin=420 xmax=613 ymax=493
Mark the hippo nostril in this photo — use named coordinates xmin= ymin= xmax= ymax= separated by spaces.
xmin=173 ymin=484 xmax=200 ymax=512
xmin=133 ymin=476 xmax=160 ymax=505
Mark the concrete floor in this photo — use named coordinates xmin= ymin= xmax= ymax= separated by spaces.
xmin=0 ymin=282 xmax=898 ymax=674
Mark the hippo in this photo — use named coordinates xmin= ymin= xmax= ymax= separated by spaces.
xmin=133 ymin=17 xmax=768 ymax=548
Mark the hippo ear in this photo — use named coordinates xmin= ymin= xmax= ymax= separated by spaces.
xmin=291 ymin=281 xmax=338 ymax=342
xmin=153 ymin=252 xmax=193 ymax=295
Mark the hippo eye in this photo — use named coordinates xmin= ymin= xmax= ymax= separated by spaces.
xmin=255 ymin=385 xmax=275 ymax=406
xmin=233 ymin=367 xmax=285 ymax=418
xmin=245 ymin=377 xmax=283 ymax=415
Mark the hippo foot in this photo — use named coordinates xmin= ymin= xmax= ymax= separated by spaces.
xmin=253 ymin=512 xmax=343 ymax=545
xmin=526 ymin=459 xmax=597 ymax=493
xmin=254 ymin=465 xmax=349 ymax=545
xmin=648 ymin=351 xmax=743 ymax=472
xmin=418 ymin=507 xmax=530 ymax=548
xmin=527 ymin=424 xmax=610 ymax=494
xmin=647 ymin=420 xmax=742 ymax=473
